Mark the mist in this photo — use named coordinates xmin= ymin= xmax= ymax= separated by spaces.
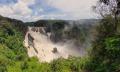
xmin=24 ymin=20 xmax=98 ymax=62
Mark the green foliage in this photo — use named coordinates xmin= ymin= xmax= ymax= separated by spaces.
xmin=0 ymin=20 xmax=27 ymax=72
xmin=105 ymin=36 xmax=120 ymax=52
xmin=50 ymin=57 xmax=89 ymax=72
xmin=84 ymin=16 xmax=120 ymax=72
xmin=21 ymin=57 xmax=51 ymax=72
xmin=51 ymin=58 xmax=71 ymax=72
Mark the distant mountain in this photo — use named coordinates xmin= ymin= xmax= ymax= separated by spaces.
xmin=0 ymin=15 xmax=99 ymax=27
xmin=0 ymin=15 xmax=99 ymax=36
xmin=26 ymin=19 xmax=99 ymax=27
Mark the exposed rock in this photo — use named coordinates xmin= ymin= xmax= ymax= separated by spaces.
xmin=28 ymin=33 xmax=34 ymax=47
xmin=52 ymin=47 xmax=58 ymax=53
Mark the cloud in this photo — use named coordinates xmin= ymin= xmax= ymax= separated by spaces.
xmin=47 ymin=0 xmax=98 ymax=19
xmin=0 ymin=0 xmax=98 ymax=22
xmin=0 ymin=0 xmax=40 ymax=22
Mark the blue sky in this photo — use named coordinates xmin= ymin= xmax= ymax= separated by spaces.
xmin=0 ymin=0 xmax=98 ymax=22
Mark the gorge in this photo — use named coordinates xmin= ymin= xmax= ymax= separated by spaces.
xmin=24 ymin=20 xmax=98 ymax=62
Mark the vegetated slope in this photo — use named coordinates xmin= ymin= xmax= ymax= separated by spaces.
xmin=0 ymin=15 xmax=28 ymax=71
xmin=83 ymin=16 xmax=120 ymax=72
xmin=0 ymin=15 xmax=27 ymax=34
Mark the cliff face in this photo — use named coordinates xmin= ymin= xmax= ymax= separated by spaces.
xmin=24 ymin=20 xmax=98 ymax=62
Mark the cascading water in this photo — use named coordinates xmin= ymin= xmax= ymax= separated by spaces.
xmin=24 ymin=27 xmax=85 ymax=62
xmin=24 ymin=21 xmax=97 ymax=62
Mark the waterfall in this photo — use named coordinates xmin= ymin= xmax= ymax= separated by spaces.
xmin=24 ymin=20 xmax=97 ymax=62
xmin=24 ymin=27 xmax=87 ymax=62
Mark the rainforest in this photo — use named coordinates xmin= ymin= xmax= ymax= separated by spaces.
xmin=0 ymin=0 xmax=120 ymax=72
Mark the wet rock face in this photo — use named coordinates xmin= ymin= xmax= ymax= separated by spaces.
xmin=31 ymin=27 xmax=47 ymax=35
xmin=31 ymin=27 xmax=40 ymax=32
xmin=28 ymin=33 xmax=34 ymax=47
xmin=52 ymin=47 xmax=58 ymax=53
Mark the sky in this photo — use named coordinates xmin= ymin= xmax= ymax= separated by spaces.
xmin=0 ymin=0 xmax=98 ymax=22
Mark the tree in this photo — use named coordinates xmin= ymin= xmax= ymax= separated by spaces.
xmin=93 ymin=0 xmax=120 ymax=32
xmin=85 ymin=0 xmax=120 ymax=72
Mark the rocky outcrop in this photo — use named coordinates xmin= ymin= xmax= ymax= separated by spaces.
xmin=28 ymin=33 xmax=34 ymax=48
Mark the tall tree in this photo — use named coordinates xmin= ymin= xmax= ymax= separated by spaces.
xmin=93 ymin=0 xmax=120 ymax=32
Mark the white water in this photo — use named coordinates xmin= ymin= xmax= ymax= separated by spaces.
xmin=24 ymin=27 xmax=86 ymax=62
